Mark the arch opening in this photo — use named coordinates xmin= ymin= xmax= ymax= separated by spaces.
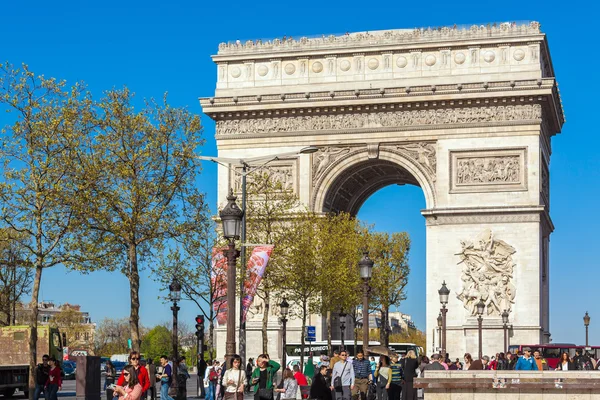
xmin=322 ymin=159 xmax=421 ymax=215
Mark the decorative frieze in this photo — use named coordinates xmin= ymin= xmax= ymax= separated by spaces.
xmin=456 ymin=229 xmax=517 ymax=316
xmin=312 ymin=147 xmax=351 ymax=185
xmin=216 ymin=104 xmax=541 ymax=135
xmin=230 ymin=161 xmax=298 ymax=195
xmin=450 ymin=148 xmax=527 ymax=193
xmin=396 ymin=142 xmax=437 ymax=181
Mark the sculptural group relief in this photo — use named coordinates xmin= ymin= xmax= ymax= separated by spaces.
xmin=451 ymin=148 xmax=526 ymax=193
xmin=457 ymin=229 xmax=517 ymax=317
xmin=232 ymin=163 xmax=296 ymax=194
xmin=216 ymin=104 xmax=542 ymax=136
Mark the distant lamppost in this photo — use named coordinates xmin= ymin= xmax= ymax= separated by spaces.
xmin=339 ymin=312 xmax=347 ymax=351
xmin=438 ymin=281 xmax=450 ymax=357
xmin=584 ymin=312 xmax=591 ymax=347
xmin=197 ymin=146 xmax=318 ymax=364
xmin=280 ymin=298 xmax=289 ymax=368
xmin=476 ymin=299 xmax=486 ymax=360
xmin=169 ymin=276 xmax=182 ymax=400
xmin=502 ymin=310 xmax=510 ymax=354
xmin=359 ymin=252 xmax=374 ymax=356
xmin=437 ymin=313 xmax=443 ymax=355
xmin=219 ymin=189 xmax=244 ymax=365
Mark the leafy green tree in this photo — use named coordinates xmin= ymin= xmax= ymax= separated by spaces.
xmin=68 ymin=88 xmax=204 ymax=352
xmin=244 ymin=170 xmax=302 ymax=353
xmin=94 ymin=318 xmax=131 ymax=356
xmin=141 ymin=325 xmax=173 ymax=362
xmin=0 ymin=63 xmax=93 ymax=399
xmin=368 ymin=232 xmax=411 ymax=347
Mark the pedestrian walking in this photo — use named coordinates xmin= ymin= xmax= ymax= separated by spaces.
xmin=463 ymin=354 xmax=473 ymax=370
xmin=351 ymin=350 xmax=372 ymax=400
xmin=533 ymin=350 xmax=549 ymax=370
xmin=573 ymin=349 xmax=594 ymax=370
xmin=468 ymin=355 xmax=489 ymax=370
xmin=223 ymin=355 xmax=247 ymax=400
xmin=158 ymin=355 xmax=174 ymax=400
xmin=506 ymin=352 xmax=517 ymax=370
xmin=369 ymin=357 xmax=377 ymax=386
xmin=417 ymin=356 xmax=429 ymax=375
xmin=206 ymin=361 xmax=221 ymax=400
xmin=147 ymin=359 xmax=157 ymax=400
xmin=44 ymin=357 xmax=61 ymax=400
xmin=400 ymin=350 xmax=419 ymax=400
xmin=293 ymin=364 xmax=308 ymax=386
xmin=105 ymin=360 xmax=117 ymax=400
xmin=386 ymin=354 xmax=403 ymax=400
xmin=331 ymin=350 xmax=354 ymax=400
xmin=330 ymin=351 xmax=342 ymax=370
xmin=374 ymin=356 xmax=389 ymax=400
xmin=421 ymin=354 xmax=445 ymax=377
xmin=496 ymin=353 xmax=508 ymax=370
xmin=514 ymin=348 xmax=538 ymax=370
xmin=246 ymin=358 xmax=255 ymax=393
xmin=114 ymin=364 xmax=144 ymax=400
xmin=34 ymin=354 xmax=50 ymax=400
xmin=276 ymin=369 xmax=298 ymax=400
xmin=310 ymin=366 xmax=332 ymax=400
xmin=177 ymin=356 xmax=190 ymax=398
xmin=251 ymin=353 xmax=281 ymax=400
xmin=556 ymin=352 xmax=574 ymax=371
xmin=117 ymin=352 xmax=150 ymax=397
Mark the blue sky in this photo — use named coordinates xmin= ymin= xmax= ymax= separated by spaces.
xmin=2 ymin=0 xmax=598 ymax=346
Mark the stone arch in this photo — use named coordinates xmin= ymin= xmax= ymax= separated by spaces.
xmin=312 ymin=146 xmax=436 ymax=214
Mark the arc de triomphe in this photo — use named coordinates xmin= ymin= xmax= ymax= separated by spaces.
xmin=200 ymin=21 xmax=564 ymax=358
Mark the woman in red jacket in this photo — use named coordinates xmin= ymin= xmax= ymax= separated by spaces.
xmin=117 ymin=352 xmax=150 ymax=395
xmin=45 ymin=357 xmax=62 ymax=400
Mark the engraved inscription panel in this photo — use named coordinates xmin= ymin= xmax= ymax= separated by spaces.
xmin=450 ymin=148 xmax=527 ymax=193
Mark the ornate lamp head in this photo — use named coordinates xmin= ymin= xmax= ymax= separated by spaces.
xmin=438 ymin=281 xmax=450 ymax=305
xmin=219 ymin=189 xmax=244 ymax=240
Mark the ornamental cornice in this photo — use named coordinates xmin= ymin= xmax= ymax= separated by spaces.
xmin=201 ymin=78 xmax=559 ymax=116
xmin=422 ymin=205 xmax=551 ymax=226
xmin=216 ymin=21 xmax=541 ymax=57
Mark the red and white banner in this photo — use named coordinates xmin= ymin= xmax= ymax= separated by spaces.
xmin=211 ymin=248 xmax=229 ymax=325
xmin=211 ymin=245 xmax=274 ymax=325
xmin=242 ymin=245 xmax=274 ymax=323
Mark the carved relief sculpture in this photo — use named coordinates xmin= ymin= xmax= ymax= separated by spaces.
xmin=232 ymin=164 xmax=295 ymax=194
xmin=456 ymin=229 xmax=517 ymax=316
xmin=312 ymin=147 xmax=350 ymax=184
xmin=396 ymin=142 xmax=437 ymax=181
xmin=456 ymin=155 xmax=520 ymax=184
xmin=216 ymin=104 xmax=542 ymax=135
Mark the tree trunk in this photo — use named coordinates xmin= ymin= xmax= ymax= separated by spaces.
xmin=326 ymin=311 xmax=332 ymax=357
xmin=208 ymin=320 xmax=215 ymax=360
xmin=300 ymin=301 xmax=306 ymax=371
xmin=382 ymin=307 xmax=390 ymax=347
xmin=262 ymin=290 xmax=270 ymax=354
xmin=128 ymin=242 xmax=141 ymax=352
xmin=28 ymin=265 xmax=42 ymax=400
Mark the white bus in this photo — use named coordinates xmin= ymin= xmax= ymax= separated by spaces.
xmin=285 ymin=341 xmax=422 ymax=367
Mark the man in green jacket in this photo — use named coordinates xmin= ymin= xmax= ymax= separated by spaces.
xmin=251 ymin=354 xmax=281 ymax=400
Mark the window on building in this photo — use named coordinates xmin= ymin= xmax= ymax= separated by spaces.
xmin=84 ymin=332 xmax=89 ymax=341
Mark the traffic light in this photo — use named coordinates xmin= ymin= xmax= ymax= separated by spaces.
xmin=195 ymin=315 xmax=205 ymax=338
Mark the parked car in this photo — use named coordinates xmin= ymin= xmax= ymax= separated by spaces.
xmin=63 ymin=361 xmax=76 ymax=380
xmin=113 ymin=361 xmax=127 ymax=375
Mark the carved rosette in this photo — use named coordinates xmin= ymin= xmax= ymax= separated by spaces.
xmin=216 ymin=104 xmax=542 ymax=136
xmin=456 ymin=229 xmax=517 ymax=317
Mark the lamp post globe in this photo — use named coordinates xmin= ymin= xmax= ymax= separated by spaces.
xmin=502 ymin=310 xmax=510 ymax=354
xmin=476 ymin=299 xmax=486 ymax=316
xmin=502 ymin=310 xmax=509 ymax=325
xmin=359 ymin=252 xmax=374 ymax=279
xmin=220 ymin=189 xmax=244 ymax=241
xmin=280 ymin=298 xmax=290 ymax=319
xmin=169 ymin=277 xmax=182 ymax=303
xmin=437 ymin=313 xmax=443 ymax=328
xmin=438 ymin=281 xmax=450 ymax=305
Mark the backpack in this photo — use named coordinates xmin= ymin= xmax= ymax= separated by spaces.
xmin=209 ymin=368 xmax=219 ymax=381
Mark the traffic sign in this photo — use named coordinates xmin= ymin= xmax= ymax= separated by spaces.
xmin=306 ymin=326 xmax=316 ymax=342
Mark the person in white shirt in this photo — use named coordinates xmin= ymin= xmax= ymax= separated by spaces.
xmin=222 ymin=355 xmax=247 ymax=400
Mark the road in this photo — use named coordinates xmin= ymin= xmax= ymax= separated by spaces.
xmin=7 ymin=373 xmax=219 ymax=399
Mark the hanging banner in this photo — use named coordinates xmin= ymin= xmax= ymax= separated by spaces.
xmin=242 ymin=245 xmax=275 ymax=323
xmin=211 ymin=248 xmax=229 ymax=325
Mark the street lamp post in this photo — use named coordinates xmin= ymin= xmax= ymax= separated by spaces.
xmin=437 ymin=313 xmax=442 ymax=355
xmin=502 ymin=310 xmax=510 ymax=354
xmin=476 ymin=299 xmax=485 ymax=360
xmin=197 ymin=146 xmax=318 ymax=363
xmin=339 ymin=312 xmax=347 ymax=351
xmin=359 ymin=252 xmax=374 ymax=356
xmin=438 ymin=281 xmax=450 ymax=358
xmin=169 ymin=277 xmax=182 ymax=400
xmin=584 ymin=312 xmax=590 ymax=347
xmin=280 ymin=298 xmax=289 ymax=368
xmin=219 ymin=189 xmax=244 ymax=365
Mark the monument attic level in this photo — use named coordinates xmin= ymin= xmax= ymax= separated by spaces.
xmin=201 ymin=21 xmax=564 ymax=359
